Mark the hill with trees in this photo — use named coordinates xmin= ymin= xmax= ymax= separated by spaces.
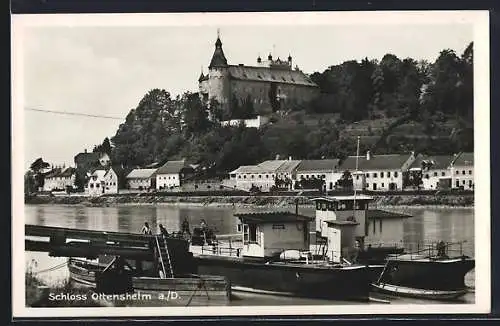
xmin=103 ymin=42 xmax=473 ymax=175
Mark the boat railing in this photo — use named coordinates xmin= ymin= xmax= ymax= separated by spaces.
xmin=200 ymin=245 xmax=241 ymax=257
xmin=389 ymin=240 xmax=468 ymax=260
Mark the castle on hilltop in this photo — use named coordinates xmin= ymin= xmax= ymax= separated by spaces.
xmin=198 ymin=32 xmax=320 ymax=118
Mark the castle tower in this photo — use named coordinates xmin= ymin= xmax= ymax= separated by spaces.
xmin=208 ymin=30 xmax=230 ymax=111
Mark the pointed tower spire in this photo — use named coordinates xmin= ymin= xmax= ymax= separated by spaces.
xmin=209 ymin=29 xmax=228 ymax=68
xmin=198 ymin=66 xmax=205 ymax=82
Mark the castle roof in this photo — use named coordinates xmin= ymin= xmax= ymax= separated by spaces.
xmin=227 ymin=65 xmax=317 ymax=87
xmin=209 ymin=37 xmax=228 ymax=68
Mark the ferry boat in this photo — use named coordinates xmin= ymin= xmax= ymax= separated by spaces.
xmin=191 ymin=196 xmax=385 ymax=301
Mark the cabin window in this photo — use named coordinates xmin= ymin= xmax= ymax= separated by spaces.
xmin=379 ymin=219 xmax=383 ymax=233
xmin=272 ymin=224 xmax=285 ymax=230
xmin=243 ymin=224 xmax=249 ymax=243
xmin=326 ymin=202 xmax=333 ymax=211
xmin=237 ymin=224 xmax=242 ymax=232
xmin=321 ymin=202 xmax=327 ymax=211
xmin=249 ymin=224 xmax=258 ymax=243
xmin=316 ymin=202 xmax=321 ymax=210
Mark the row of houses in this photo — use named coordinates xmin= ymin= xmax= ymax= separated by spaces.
xmin=228 ymin=151 xmax=474 ymax=192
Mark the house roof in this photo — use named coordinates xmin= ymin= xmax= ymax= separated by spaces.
xmin=59 ymin=167 xmax=76 ymax=177
xmin=45 ymin=167 xmax=75 ymax=178
xmin=367 ymin=209 xmax=412 ymax=219
xmin=155 ymin=160 xmax=192 ymax=175
xmin=296 ymin=159 xmax=341 ymax=173
xmin=311 ymin=195 xmax=374 ymax=202
xmin=234 ymin=211 xmax=314 ymax=223
xmin=229 ymin=160 xmax=301 ymax=175
xmin=409 ymin=155 xmax=454 ymax=170
xmin=451 ymin=152 xmax=474 ymax=167
xmin=228 ymin=65 xmax=318 ymax=87
xmin=339 ymin=154 xmax=413 ymax=171
xmin=90 ymin=169 xmax=107 ymax=180
xmin=275 ymin=160 xmax=302 ymax=173
xmin=325 ymin=220 xmax=359 ymax=226
xmin=126 ymin=168 xmax=157 ymax=179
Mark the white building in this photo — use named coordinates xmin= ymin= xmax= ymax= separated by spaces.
xmin=126 ymin=168 xmax=157 ymax=190
xmin=86 ymin=169 xmax=107 ymax=196
xmin=86 ymin=167 xmax=119 ymax=196
xmin=103 ymin=168 xmax=119 ymax=194
xmin=43 ymin=167 xmax=76 ymax=192
xmin=294 ymin=159 xmax=342 ymax=191
xmin=408 ymin=155 xmax=454 ymax=190
xmin=338 ymin=151 xmax=417 ymax=191
xmin=228 ymin=159 xmax=301 ymax=192
xmin=155 ymin=160 xmax=194 ymax=191
xmin=450 ymin=152 xmax=474 ymax=190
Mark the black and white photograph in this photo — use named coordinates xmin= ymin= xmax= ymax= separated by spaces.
xmin=12 ymin=11 xmax=490 ymax=317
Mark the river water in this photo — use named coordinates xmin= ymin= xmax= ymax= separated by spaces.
xmin=24 ymin=204 xmax=475 ymax=306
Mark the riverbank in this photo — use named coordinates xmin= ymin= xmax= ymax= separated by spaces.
xmin=25 ymin=193 xmax=474 ymax=208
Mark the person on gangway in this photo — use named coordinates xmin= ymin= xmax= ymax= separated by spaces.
xmin=141 ymin=222 xmax=152 ymax=235
xmin=158 ymin=223 xmax=169 ymax=237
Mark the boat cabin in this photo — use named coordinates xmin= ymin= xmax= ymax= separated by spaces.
xmin=324 ymin=220 xmax=359 ymax=263
xmin=234 ymin=212 xmax=314 ymax=259
xmin=311 ymin=195 xmax=373 ymax=239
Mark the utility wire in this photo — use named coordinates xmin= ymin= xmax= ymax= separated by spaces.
xmin=25 ymin=107 xmax=123 ymax=120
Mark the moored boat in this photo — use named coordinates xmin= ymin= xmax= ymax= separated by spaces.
xmin=191 ymin=206 xmax=384 ymax=302
xmin=370 ymin=242 xmax=474 ymax=300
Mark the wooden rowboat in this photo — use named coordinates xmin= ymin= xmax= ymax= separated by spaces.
xmin=371 ymin=282 xmax=468 ymax=301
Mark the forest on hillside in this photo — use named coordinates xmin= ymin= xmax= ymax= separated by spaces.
xmin=103 ymin=42 xmax=473 ymax=174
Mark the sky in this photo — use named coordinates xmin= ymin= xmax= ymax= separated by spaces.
xmin=16 ymin=12 xmax=476 ymax=170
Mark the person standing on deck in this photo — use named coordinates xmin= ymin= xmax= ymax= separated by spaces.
xmin=158 ymin=224 xmax=169 ymax=237
xmin=181 ymin=218 xmax=191 ymax=236
xmin=141 ymin=222 xmax=152 ymax=235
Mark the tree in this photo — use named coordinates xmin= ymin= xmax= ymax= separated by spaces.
xmin=336 ymin=170 xmax=353 ymax=191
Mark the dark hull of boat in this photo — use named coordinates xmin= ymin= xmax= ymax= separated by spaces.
xmin=372 ymin=282 xmax=469 ymax=301
xmin=378 ymin=257 xmax=475 ymax=291
xmin=195 ymin=255 xmax=382 ymax=301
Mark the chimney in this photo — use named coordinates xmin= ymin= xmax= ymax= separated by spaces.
xmin=289 ymin=156 xmax=292 ymax=161
xmin=275 ymin=154 xmax=280 ymax=160
xmin=366 ymin=150 xmax=371 ymax=161
xmin=84 ymin=149 xmax=87 ymax=153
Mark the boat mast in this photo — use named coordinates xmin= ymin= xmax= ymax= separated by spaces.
xmin=353 ymin=136 xmax=360 ymax=217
